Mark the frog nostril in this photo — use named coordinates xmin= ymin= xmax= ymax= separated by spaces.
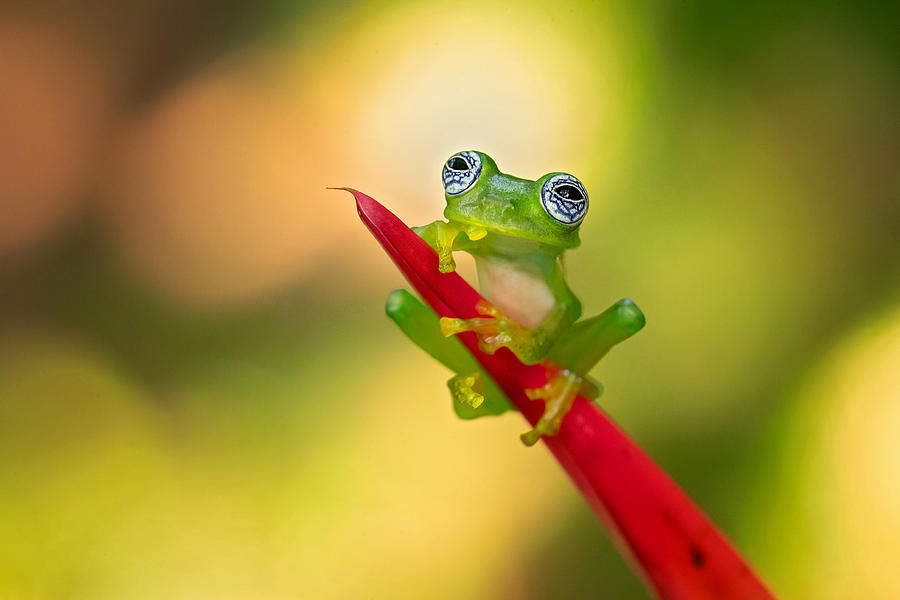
xmin=448 ymin=156 xmax=470 ymax=171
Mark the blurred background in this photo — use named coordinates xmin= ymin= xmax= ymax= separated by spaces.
xmin=0 ymin=0 xmax=898 ymax=597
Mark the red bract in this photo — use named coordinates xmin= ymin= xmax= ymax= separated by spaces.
xmin=346 ymin=188 xmax=776 ymax=600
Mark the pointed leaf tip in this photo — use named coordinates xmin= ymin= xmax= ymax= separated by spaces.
xmin=330 ymin=187 xmax=383 ymax=222
xmin=328 ymin=187 xmax=365 ymax=201
xmin=350 ymin=190 xmax=776 ymax=600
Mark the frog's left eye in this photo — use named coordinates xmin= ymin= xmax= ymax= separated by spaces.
xmin=442 ymin=151 xmax=482 ymax=195
xmin=540 ymin=173 xmax=588 ymax=225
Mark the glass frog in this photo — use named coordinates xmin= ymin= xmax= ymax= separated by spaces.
xmin=386 ymin=151 xmax=645 ymax=446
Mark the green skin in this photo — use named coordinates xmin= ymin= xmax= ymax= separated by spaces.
xmin=385 ymin=151 xmax=645 ymax=444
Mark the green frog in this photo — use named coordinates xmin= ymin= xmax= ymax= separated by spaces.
xmin=385 ymin=150 xmax=645 ymax=445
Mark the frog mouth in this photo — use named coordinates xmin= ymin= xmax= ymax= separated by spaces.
xmin=442 ymin=209 xmax=580 ymax=250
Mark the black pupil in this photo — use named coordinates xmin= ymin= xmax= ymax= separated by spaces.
xmin=555 ymin=184 xmax=583 ymax=201
xmin=448 ymin=156 xmax=470 ymax=171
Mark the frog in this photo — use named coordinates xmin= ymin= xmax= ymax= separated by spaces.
xmin=385 ymin=150 xmax=645 ymax=446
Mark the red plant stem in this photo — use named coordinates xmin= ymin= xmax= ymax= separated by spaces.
xmin=347 ymin=188 xmax=775 ymax=600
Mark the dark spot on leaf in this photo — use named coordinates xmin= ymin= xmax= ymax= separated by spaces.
xmin=690 ymin=545 xmax=706 ymax=568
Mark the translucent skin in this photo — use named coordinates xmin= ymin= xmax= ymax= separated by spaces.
xmin=387 ymin=151 xmax=645 ymax=445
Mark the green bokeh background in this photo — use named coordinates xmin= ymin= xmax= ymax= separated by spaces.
xmin=1 ymin=1 xmax=898 ymax=598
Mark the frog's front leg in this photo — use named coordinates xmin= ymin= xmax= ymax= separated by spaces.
xmin=413 ymin=221 xmax=487 ymax=273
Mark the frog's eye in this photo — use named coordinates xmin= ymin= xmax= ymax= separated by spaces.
xmin=540 ymin=173 xmax=588 ymax=225
xmin=442 ymin=151 xmax=483 ymax=195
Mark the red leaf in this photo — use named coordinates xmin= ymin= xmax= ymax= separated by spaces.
xmin=346 ymin=188 xmax=776 ymax=600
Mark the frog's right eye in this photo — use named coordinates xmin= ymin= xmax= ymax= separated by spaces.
xmin=442 ymin=151 xmax=482 ymax=195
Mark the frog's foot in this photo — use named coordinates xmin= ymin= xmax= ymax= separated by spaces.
xmin=448 ymin=372 xmax=484 ymax=408
xmin=520 ymin=365 xmax=592 ymax=446
xmin=439 ymin=300 xmax=535 ymax=358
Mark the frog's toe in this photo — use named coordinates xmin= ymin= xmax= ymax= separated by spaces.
xmin=520 ymin=428 xmax=543 ymax=447
xmin=439 ymin=316 xmax=469 ymax=337
xmin=519 ymin=410 xmax=566 ymax=446
xmin=439 ymin=313 xmax=499 ymax=336
xmin=448 ymin=372 xmax=484 ymax=408
xmin=519 ymin=416 xmax=563 ymax=447
xmin=615 ymin=298 xmax=646 ymax=336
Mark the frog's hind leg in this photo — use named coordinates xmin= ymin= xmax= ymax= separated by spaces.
xmin=548 ymin=298 xmax=646 ymax=375
xmin=385 ymin=289 xmax=512 ymax=419
xmin=386 ymin=289 xmax=475 ymax=375
xmin=519 ymin=298 xmax=645 ymax=446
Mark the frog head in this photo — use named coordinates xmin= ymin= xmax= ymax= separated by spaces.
xmin=440 ymin=150 xmax=587 ymax=249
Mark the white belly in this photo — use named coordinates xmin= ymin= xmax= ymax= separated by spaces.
xmin=476 ymin=258 xmax=555 ymax=329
